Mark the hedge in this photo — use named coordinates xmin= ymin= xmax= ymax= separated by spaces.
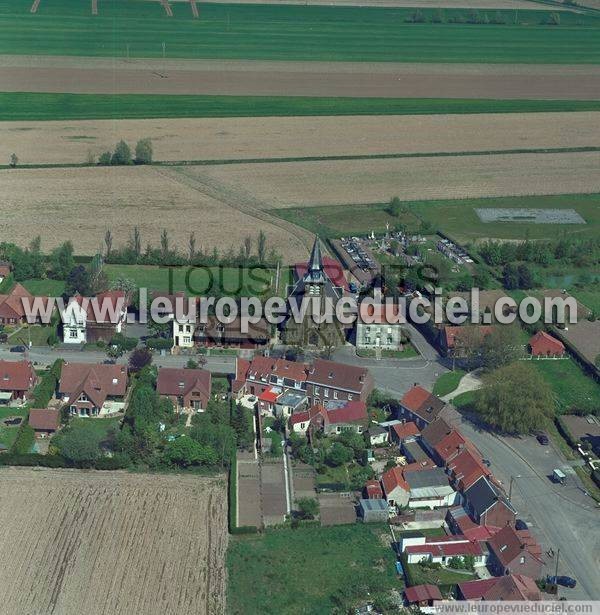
xmin=592 ymin=470 xmax=600 ymax=489
xmin=230 ymin=525 xmax=259 ymax=535
xmin=30 ymin=359 xmax=64 ymax=407
xmin=0 ymin=453 xmax=130 ymax=470
xmin=146 ymin=337 xmax=173 ymax=350
xmin=10 ymin=424 xmax=35 ymax=455
xmin=555 ymin=416 xmax=578 ymax=449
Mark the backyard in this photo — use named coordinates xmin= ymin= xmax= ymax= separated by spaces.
xmin=0 ymin=406 xmax=28 ymax=450
xmin=227 ymin=523 xmax=400 ymax=614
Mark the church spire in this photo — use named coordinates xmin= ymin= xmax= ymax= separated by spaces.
xmin=308 ymin=236 xmax=323 ymax=274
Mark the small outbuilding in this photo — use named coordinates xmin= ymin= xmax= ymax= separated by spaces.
xmin=358 ymin=498 xmax=388 ymax=523
xmin=529 ymin=331 xmax=565 ymax=358
xmin=404 ymin=584 xmax=442 ymax=607
xmin=28 ymin=408 xmax=60 ymax=437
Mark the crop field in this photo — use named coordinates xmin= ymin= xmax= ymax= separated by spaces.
xmin=190 ymin=151 xmax=600 ymax=209
xmin=0 ymin=165 xmax=311 ymax=262
xmin=0 ymin=468 xmax=227 ymax=615
xmin=3 ymin=111 xmax=600 ymax=165
xmin=1 ymin=0 xmax=599 ymax=63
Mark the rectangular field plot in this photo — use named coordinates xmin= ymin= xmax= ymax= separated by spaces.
xmin=476 ymin=207 xmax=586 ymax=224
xmin=0 ymin=468 xmax=227 ymax=615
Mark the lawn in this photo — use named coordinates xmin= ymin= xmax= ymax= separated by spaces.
xmin=570 ymin=286 xmax=600 ymax=314
xmin=227 ymin=524 xmax=400 ymax=614
xmin=531 ymin=358 xmax=600 ymax=414
xmin=8 ymin=325 xmax=55 ymax=347
xmin=406 ymin=563 xmax=476 ymax=587
xmin=433 ymin=370 xmax=466 ymax=397
xmin=0 ymin=406 xmax=29 ymax=449
xmin=104 ymin=264 xmax=273 ymax=297
xmin=20 ymin=278 xmax=66 ymax=296
xmin=69 ymin=417 xmax=121 ymax=439
xmin=357 ymin=345 xmax=419 ymax=360
xmin=3 ymin=93 xmax=600 ymax=122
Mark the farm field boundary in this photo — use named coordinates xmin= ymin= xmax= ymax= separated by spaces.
xmin=2 ymin=93 xmax=600 ymax=121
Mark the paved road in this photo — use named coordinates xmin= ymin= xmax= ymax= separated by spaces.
xmin=0 ymin=345 xmax=236 ymax=374
xmin=349 ymin=331 xmax=600 ymax=600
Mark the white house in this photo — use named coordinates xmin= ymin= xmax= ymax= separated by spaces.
xmin=355 ymin=302 xmax=404 ymax=350
xmin=401 ymin=533 xmax=487 ymax=566
xmin=62 ymin=298 xmax=87 ymax=344
xmin=405 ymin=467 xmax=460 ymax=510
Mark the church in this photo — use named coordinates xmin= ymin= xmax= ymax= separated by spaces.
xmin=281 ymin=237 xmax=349 ymax=349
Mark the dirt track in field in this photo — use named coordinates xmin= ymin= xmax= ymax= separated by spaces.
xmin=193 ymin=151 xmax=600 ymax=207
xmin=3 ymin=112 xmax=600 ymax=164
xmin=0 ymin=165 xmax=312 ymax=261
xmin=0 ymin=468 xmax=227 ymax=615
xmin=2 ymin=56 xmax=600 ymax=99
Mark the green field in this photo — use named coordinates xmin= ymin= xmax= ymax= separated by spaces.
xmin=1 ymin=0 xmax=600 ymax=63
xmin=104 ymin=264 xmax=274 ymax=297
xmin=21 ymin=278 xmax=66 ymax=296
xmin=227 ymin=524 xmax=400 ymax=614
xmin=279 ymin=194 xmax=600 ymax=244
xmin=531 ymin=358 xmax=600 ymax=414
xmin=3 ymin=93 xmax=600 ymax=122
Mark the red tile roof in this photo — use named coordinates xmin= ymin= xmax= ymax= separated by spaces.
xmin=258 ymin=388 xmax=280 ymax=403
xmin=28 ymin=408 xmax=60 ymax=431
xmin=457 ymin=577 xmax=500 ymax=600
xmin=69 ymin=290 xmax=127 ymax=324
xmin=444 ymin=325 xmax=494 ymax=350
xmin=405 ymin=536 xmax=483 ymax=558
xmin=401 ymin=385 xmax=432 ymax=412
xmin=529 ymin=330 xmax=565 ymax=356
xmin=382 ymin=466 xmax=409 ymax=495
xmin=60 ymin=362 xmax=128 ymax=407
xmin=294 ymin=256 xmax=349 ymax=291
xmin=246 ymin=355 xmax=308 ymax=383
xmin=434 ymin=429 xmax=467 ymax=463
xmin=447 ymin=447 xmax=491 ymax=490
xmin=0 ymin=283 xmax=48 ymax=321
xmin=400 ymin=385 xmax=448 ymax=423
xmin=0 ymin=360 xmax=36 ymax=392
xmin=459 ymin=575 xmax=541 ymax=601
xmin=487 ymin=525 xmax=544 ymax=568
xmin=404 ymin=584 xmax=442 ymax=604
xmin=391 ymin=421 xmax=420 ymax=440
xmin=327 ymin=400 xmax=367 ymax=424
xmin=157 ymin=367 xmax=211 ymax=399
xmin=365 ymin=480 xmax=383 ymax=498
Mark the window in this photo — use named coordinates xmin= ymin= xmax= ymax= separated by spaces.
xmin=178 ymin=325 xmax=184 ymax=333
xmin=324 ymin=388 xmax=329 ymax=398
xmin=347 ymin=394 xmax=353 ymax=400
xmin=333 ymin=391 xmax=338 ymax=400
xmin=300 ymin=422 xmax=305 ymax=429
xmin=183 ymin=336 xmax=191 ymax=343
xmin=69 ymin=329 xmax=78 ymax=338
xmin=520 ymin=556 xmax=525 ymax=564
xmin=314 ymin=386 xmax=320 ymax=395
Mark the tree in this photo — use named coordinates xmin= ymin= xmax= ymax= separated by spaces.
xmin=503 ymin=263 xmax=520 ymax=290
xmin=54 ymin=423 xmax=104 ymax=465
xmin=474 ymin=362 xmax=554 ymax=433
xmin=104 ymin=229 xmax=113 ymax=257
xmin=28 ymin=235 xmax=45 ymax=278
xmin=164 ymin=436 xmax=217 ymax=467
xmin=129 ymin=347 xmax=153 ymax=372
xmin=325 ymin=442 xmax=353 ymax=467
xmin=479 ymin=325 xmax=525 ymax=372
xmin=9 ymin=153 xmax=18 ymax=167
xmin=130 ymin=227 xmax=142 ymax=259
xmin=387 ymin=196 xmax=402 ymax=217
xmin=188 ymin=232 xmax=196 ymax=262
xmin=257 ymin=231 xmax=267 ymax=264
xmin=135 ymin=138 xmax=153 ymax=164
xmin=110 ymin=275 xmax=137 ymax=296
xmin=160 ymin=229 xmax=170 ymax=259
xmin=111 ymin=140 xmax=132 ymax=165
xmin=65 ymin=265 xmax=91 ymax=297
xmin=49 ymin=241 xmax=75 ymax=280
xmin=243 ymin=235 xmax=252 ymax=260
xmin=296 ymin=497 xmax=319 ymax=520
xmin=98 ymin=151 xmax=112 ymax=165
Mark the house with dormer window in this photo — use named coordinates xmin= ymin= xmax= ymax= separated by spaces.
xmin=156 ymin=367 xmax=211 ymax=412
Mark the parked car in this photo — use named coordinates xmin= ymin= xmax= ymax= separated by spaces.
xmin=536 ymin=432 xmax=549 ymax=445
xmin=515 ymin=519 xmax=528 ymax=530
xmin=482 ymin=459 xmax=491 ymax=467
xmin=547 ymin=576 xmax=577 ymax=589
xmin=103 ymin=359 xmax=116 ymax=365
xmin=10 ymin=345 xmax=26 ymax=353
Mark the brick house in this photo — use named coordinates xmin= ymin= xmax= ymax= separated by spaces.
xmin=447 ymin=446 xmax=493 ymax=491
xmin=381 ymin=466 xmax=410 ymax=509
xmin=233 ymin=356 xmax=308 ymax=399
xmin=0 ymin=283 xmax=51 ymax=325
xmin=529 ymin=330 xmax=566 ymax=358
xmin=463 ymin=476 xmax=516 ymax=527
xmin=486 ymin=525 xmax=544 ymax=579
xmin=305 ymin=358 xmax=373 ymax=406
xmin=290 ymin=400 xmax=368 ymax=436
xmin=440 ymin=325 xmax=494 ymax=358
xmin=458 ymin=575 xmax=542 ymax=601
xmin=0 ymin=360 xmax=37 ymax=403
xmin=398 ymin=385 xmax=458 ymax=429
xmin=59 ymin=362 xmax=128 ymax=417
xmin=157 ymin=367 xmax=211 ymax=412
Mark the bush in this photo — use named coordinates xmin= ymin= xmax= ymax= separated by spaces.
xmin=230 ymin=525 xmax=259 ymax=535
xmin=30 ymin=359 xmax=63 ymax=407
xmin=135 ymin=138 xmax=153 ymax=164
xmin=110 ymin=332 xmax=138 ymax=351
xmin=98 ymin=151 xmax=112 ymax=165
xmin=10 ymin=424 xmax=35 ymax=455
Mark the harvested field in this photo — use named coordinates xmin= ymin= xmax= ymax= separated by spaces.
xmin=188 ymin=151 xmax=600 ymax=207
xmin=0 ymin=467 xmax=227 ymax=615
xmin=0 ymin=165 xmax=311 ymax=261
xmin=3 ymin=59 xmax=600 ymax=99
xmin=3 ymin=112 xmax=600 ymax=165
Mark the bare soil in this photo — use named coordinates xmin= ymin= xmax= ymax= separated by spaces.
xmin=1 ymin=56 xmax=599 ymax=99
xmin=3 ymin=112 xmax=600 ymax=164
xmin=0 ymin=165 xmax=311 ymax=261
xmin=193 ymin=151 xmax=600 ymax=207
xmin=0 ymin=468 xmax=228 ymax=615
